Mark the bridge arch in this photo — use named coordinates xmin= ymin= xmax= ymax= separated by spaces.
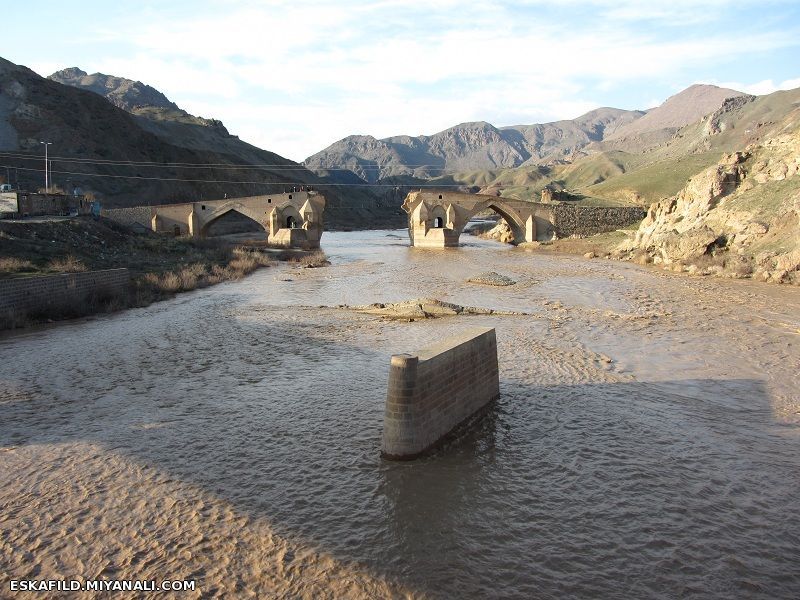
xmin=466 ymin=199 xmax=530 ymax=243
xmin=430 ymin=204 xmax=447 ymax=228
xmin=198 ymin=202 xmax=267 ymax=238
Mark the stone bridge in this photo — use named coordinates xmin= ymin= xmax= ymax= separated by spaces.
xmin=402 ymin=191 xmax=646 ymax=247
xmin=149 ymin=191 xmax=325 ymax=248
xmin=402 ymin=191 xmax=545 ymax=247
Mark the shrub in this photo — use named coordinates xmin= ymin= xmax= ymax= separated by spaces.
xmin=178 ymin=269 xmax=199 ymax=291
xmin=159 ymin=272 xmax=182 ymax=293
xmin=0 ymin=257 xmax=35 ymax=273
xmin=48 ymin=256 xmax=88 ymax=273
xmin=289 ymin=250 xmax=330 ymax=268
xmin=630 ymin=249 xmax=652 ymax=265
xmin=724 ymin=256 xmax=755 ymax=277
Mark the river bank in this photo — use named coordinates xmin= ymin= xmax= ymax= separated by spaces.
xmin=478 ymin=221 xmax=800 ymax=285
xmin=1 ymin=230 xmax=798 ymax=598
xmin=0 ymin=217 xmax=325 ymax=329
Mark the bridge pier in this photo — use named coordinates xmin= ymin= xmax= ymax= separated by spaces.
xmin=382 ymin=327 xmax=500 ymax=460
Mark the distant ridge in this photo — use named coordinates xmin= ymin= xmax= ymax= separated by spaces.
xmin=304 ymin=108 xmax=643 ymax=183
xmin=304 ymin=84 xmax=747 ymax=183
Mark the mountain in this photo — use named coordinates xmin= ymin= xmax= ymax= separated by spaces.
xmin=305 ymin=108 xmax=644 ymax=183
xmin=0 ymin=57 xmax=399 ymax=227
xmin=506 ymin=107 xmax=644 ymax=163
xmin=304 ymin=85 xmax=749 ymax=184
xmin=593 ymin=84 xmax=751 ymax=153
xmin=605 ymin=84 xmax=748 ymax=141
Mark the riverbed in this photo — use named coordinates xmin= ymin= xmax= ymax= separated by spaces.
xmin=1 ymin=230 xmax=799 ymax=599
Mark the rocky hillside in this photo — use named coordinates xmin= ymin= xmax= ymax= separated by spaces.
xmin=304 ymin=85 xmax=745 ymax=184
xmin=618 ymin=111 xmax=800 ymax=284
xmin=0 ymin=57 xmax=312 ymax=203
xmin=0 ymin=57 xmax=398 ymax=227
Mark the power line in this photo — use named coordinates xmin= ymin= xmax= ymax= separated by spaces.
xmin=0 ymin=163 xmax=472 ymax=187
xmin=0 ymin=150 xmax=451 ymax=171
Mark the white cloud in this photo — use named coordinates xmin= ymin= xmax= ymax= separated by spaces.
xmin=518 ymin=0 xmax=793 ymax=24
xmin=714 ymin=77 xmax=800 ymax=96
xmin=40 ymin=0 xmax=800 ymax=160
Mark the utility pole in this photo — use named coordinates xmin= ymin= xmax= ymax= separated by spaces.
xmin=40 ymin=141 xmax=52 ymax=192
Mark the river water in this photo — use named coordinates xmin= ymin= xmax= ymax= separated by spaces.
xmin=1 ymin=230 xmax=799 ymax=599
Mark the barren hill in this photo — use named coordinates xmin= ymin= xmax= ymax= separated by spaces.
xmin=0 ymin=56 xmax=313 ymax=204
xmin=593 ymin=84 xmax=751 ymax=153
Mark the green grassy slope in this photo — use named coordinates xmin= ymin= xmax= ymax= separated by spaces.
xmin=585 ymin=151 xmax=724 ymax=205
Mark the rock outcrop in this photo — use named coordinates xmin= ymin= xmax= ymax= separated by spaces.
xmin=620 ymin=124 xmax=800 ymax=284
xmin=479 ymin=219 xmax=516 ymax=244
xmin=49 ymin=68 xmax=179 ymax=112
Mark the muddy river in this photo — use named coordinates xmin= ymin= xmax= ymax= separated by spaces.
xmin=1 ymin=230 xmax=799 ymax=598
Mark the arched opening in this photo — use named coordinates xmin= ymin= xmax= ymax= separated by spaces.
xmin=462 ymin=202 xmax=528 ymax=246
xmin=202 ymin=208 xmax=267 ymax=240
xmin=286 ymin=216 xmax=297 ymax=228
xmin=429 ymin=205 xmax=447 ymax=230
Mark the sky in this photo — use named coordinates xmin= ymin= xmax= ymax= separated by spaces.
xmin=4 ymin=0 xmax=800 ymax=161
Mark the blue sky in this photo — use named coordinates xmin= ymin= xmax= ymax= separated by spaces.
xmin=4 ymin=0 xmax=800 ymax=161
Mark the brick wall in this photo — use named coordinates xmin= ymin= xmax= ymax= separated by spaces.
xmin=382 ymin=327 xmax=500 ymax=459
xmin=0 ymin=269 xmax=129 ymax=318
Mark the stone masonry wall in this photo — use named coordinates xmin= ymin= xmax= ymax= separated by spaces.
xmin=550 ymin=205 xmax=645 ymax=238
xmin=0 ymin=269 xmax=129 ymax=318
xmin=382 ymin=327 xmax=500 ymax=459
xmin=102 ymin=207 xmax=154 ymax=229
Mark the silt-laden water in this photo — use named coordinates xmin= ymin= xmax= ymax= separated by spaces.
xmin=1 ymin=230 xmax=799 ymax=598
